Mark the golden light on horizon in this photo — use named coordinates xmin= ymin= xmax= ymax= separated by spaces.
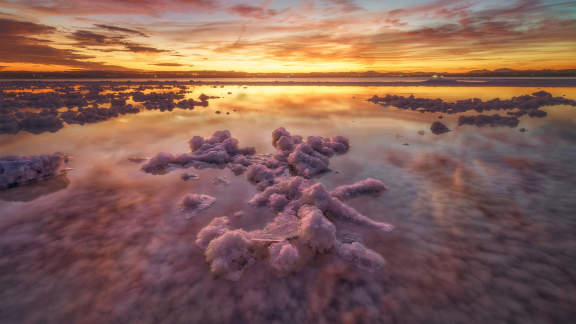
xmin=0 ymin=0 xmax=575 ymax=74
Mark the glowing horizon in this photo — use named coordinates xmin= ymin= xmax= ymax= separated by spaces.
xmin=1 ymin=0 xmax=575 ymax=73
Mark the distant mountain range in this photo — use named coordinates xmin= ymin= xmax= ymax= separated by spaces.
xmin=1 ymin=69 xmax=575 ymax=79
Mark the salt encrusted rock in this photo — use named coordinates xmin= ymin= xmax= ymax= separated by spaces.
xmin=0 ymin=153 xmax=67 ymax=189
xmin=335 ymin=242 xmax=386 ymax=272
xmin=298 ymin=205 xmax=337 ymax=253
xmin=369 ymin=91 xmax=576 ymax=114
xmin=205 ymin=230 xmax=254 ymax=281
xmin=268 ymin=241 xmax=300 ymax=273
xmin=331 ymin=178 xmax=386 ymax=201
xmin=246 ymin=164 xmax=275 ymax=185
xmin=303 ymin=183 xmax=393 ymax=231
xmin=142 ymin=130 xmax=255 ymax=175
xmin=275 ymin=130 xmax=349 ymax=178
xmin=195 ymin=217 xmax=230 ymax=250
xmin=180 ymin=194 xmax=216 ymax=215
xmin=287 ymin=143 xmax=331 ymax=177
xmin=144 ymin=128 xmax=393 ymax=280
xmin=141 ymin=152 xmax=175 ymax=174
xmin=248 ymin=176 xmax=309 ymax=208
xmin=268 ymin=193 xmax=289 ymax=211
xmin=430 ymin=121 xmax=450 ymax=135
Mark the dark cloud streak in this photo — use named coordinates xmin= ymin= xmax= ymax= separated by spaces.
xmin=0 ymin=18 xmax=129 ymax=70
xmin=94 ymin=24 xmax=149 ymax=37
xmin=228 ymin=4 xmax=280 ymax=19
xmin=69 ymin=30 xmax=168 ymax=54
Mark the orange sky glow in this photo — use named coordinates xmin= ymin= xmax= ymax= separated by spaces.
xmin=0 ymin=0 xmax=575 ymax=73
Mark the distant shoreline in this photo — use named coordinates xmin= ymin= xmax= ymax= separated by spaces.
xmin=1 ymin=78 xmax=576 ymax=87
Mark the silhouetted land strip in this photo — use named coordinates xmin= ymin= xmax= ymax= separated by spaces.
xmin=2 ymin=78 xmax=576 ymax=87
xmin=1 ymin=68 xmax=575 ymax=79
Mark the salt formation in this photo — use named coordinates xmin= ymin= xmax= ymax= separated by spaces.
xmin=143 ymin=128 xmax=393 ymax=280
xmin=272 ymin=127 xmax=350 ymax=178
xmin=195 ymin=217 xmax=230 ymax=250
xmin=331 ymin=178 xmax=387 ymax=201
xmin=298 ymin=205 xmax=337 ymax=252
xmin=0 ymin=153 xmax=67 ymax=189
xmin=0 ymin=81 xmax=219 ymax=134
xmin=369 ymin=91 xmax=576 ymax=115
xmin=268 ymin=241 xmax=300 ymax=273
xmin=141 ymin=130 xmax=256 ymax=175
xmin=370 ymin=91 xmax=576 ymax=131
xmin=205 ymin=230 xmax=254 ymax=281
xmin=335 ymin=242 xmax=386 ymax=272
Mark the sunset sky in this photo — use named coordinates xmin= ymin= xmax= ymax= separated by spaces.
xmin=0 ymin=0 xmax=575 ymax=73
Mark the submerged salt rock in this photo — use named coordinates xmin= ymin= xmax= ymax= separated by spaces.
xmin=430 ymin=121 xmax=450 ymax=135
xmin=335 ymin=242 xmax=386 ymax=272
xmin=298 ymin=205 xmax=336 ymax=253
xmin=212 ymin=177 xmax=229 ymax=186
xmin=303 ymin=183 xmax=393 ymax=232
xmin=268 ymin=241 xmax=300 ymax=273
xmin=180 ymin=173 xmax=199 ymax=181
xmin=180 ymin=194 xmax=216 ymax=214
xmin=205 ymin=229 xmax=254 ymax=281
xmin=195 ymin=217 xmax=230 ymax=250
xmin=329 ymin=198 xmax=394 ymax=232
xmin=0 ymin=153 xmax=67 ymax=189
xmin=331 ymin=178 xmax=387 ymax=201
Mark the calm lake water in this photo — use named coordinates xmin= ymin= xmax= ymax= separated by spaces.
xmin=1 ymin=84 xmax=576 ymax=323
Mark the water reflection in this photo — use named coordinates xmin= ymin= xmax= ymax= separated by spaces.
xmin=0 ymin=84 xmax=576 ymax=323
xmin=0 ymin=174 xmax=69 ymax=202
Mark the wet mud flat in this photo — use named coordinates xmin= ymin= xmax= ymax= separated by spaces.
xmin=0 ymin=82 xmax=576 ymax=323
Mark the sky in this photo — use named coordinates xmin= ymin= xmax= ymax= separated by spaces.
xmin=0 ymin=0 xmax=575 ymax=73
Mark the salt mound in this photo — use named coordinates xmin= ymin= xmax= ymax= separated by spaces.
xmin=142 ymin=130 xmax=255 ymax=175
xmin=0 ymin=153 xmax=67 ymax=189
xmin=268 ymin=241 xmax=300 ymax=273
xmin=298 ymin=205 xmax=337 ymax=253
xmin=195 ymin=217 xmax=230 ymax=250
xmin=142 ymin=128 xmax=393 ymax=279
xmin=205 ymin=230 xmax=254 ymax=281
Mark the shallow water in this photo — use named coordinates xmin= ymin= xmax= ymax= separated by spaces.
xmin=1 ymin=84 xmax=576 ymax=323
